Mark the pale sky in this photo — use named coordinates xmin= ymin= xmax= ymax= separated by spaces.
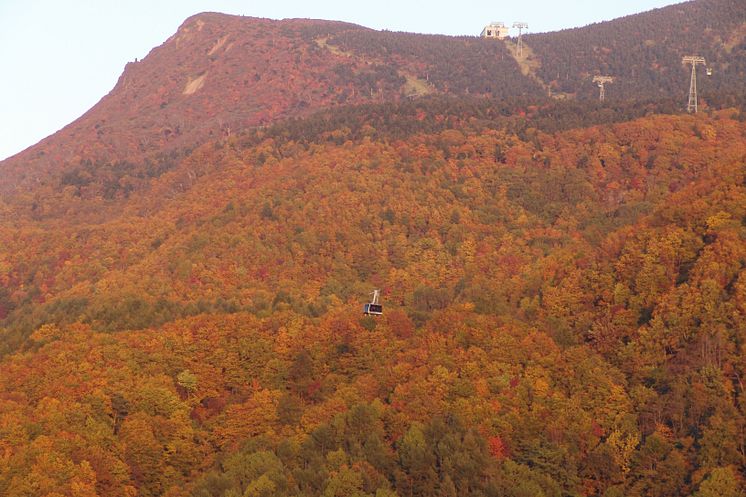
xmin=0 ymin=0 xmax=681 ymax=161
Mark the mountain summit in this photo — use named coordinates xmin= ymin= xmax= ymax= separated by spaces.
xmin=3 ymin=0 xmax=744 ymax=194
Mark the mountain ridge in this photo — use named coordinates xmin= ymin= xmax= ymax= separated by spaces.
xmin=4 ymin=0 xmax=744 ymax=197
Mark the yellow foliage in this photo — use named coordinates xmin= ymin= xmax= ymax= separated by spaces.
xmin=30 ymin=324 xmax=63 ymax=344
xmin=606 ymin=429 xmax=640 ymax=474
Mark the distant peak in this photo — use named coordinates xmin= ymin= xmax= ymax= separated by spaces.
xmin=177 ymin=11 xmax=362 ymax=32
xmin=181 ymin=11 xmax=242 ymax=24
xmin=175 ymin=12 xmax=248 ymax=34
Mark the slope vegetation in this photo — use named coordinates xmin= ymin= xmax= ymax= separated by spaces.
xmin=1 ymin=2 xmax=746 ymax=495
xmin=526 ymin=0 xmax=746 ymax=101
xmin=1 ymin=104 xmax=745 ymax=496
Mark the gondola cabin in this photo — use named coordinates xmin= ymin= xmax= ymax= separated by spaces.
xmin=363 ymin=289 xmax=383 ymax=316
xmin=364 ymin=303 xmax=383 ymax=315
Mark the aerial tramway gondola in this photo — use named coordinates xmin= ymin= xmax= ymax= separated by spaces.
xmin=363 ymin=289 xmax=383 ymax=316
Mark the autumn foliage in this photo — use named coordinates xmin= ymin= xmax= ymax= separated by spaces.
xmin=1 ymin=6 xmax=746 ymax=497
xmin=0 ymin=103 xmax=744 ymax=496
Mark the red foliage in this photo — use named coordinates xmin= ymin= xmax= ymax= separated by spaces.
xmin=488 ymin=436 xmax=508 ymax=460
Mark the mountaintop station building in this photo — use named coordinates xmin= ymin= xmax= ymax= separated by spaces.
xmin=481 ymin=22 xmax=509 ymax=39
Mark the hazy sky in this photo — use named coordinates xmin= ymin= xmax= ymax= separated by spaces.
xmin=0 ymin=0 xmax=681 ymax=161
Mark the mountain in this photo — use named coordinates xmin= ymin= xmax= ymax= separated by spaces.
xmin=1 ymin=2 xmax=746 ymax=497
xmin=0 ymin=13 xmax=539 ymax=196
xmin=3 ymin=0 xmax=744 ymax=198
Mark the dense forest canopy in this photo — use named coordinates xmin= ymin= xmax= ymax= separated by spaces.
xmin=1 ymin=104 xmax=745 ymax=496
xmin=526 ymin=0 xmax=746 ymax=100
xmin=1 ymin=1 xmax=745 ymax=496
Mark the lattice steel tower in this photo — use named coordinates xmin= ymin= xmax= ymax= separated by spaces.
xmin=512 ymin=22 xmax=528 ymax=57
xmin=682 ymin=55 xmax=706 ymax=113
xmin=592 ymin=76 xmax=614 ymax=102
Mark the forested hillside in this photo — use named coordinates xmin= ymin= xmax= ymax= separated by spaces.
xmin=526 ymin=0 xmax=746 ymax=100
xmin=4 ymin=0 xmax=745 ymax=196
xmin=1 ymin=102 xmax=745 ymax=496
xmin=1 ymin=1 xmax=746 ymax=496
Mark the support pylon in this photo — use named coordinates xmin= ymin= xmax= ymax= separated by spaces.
xmin=592 ymin=76 xmax=614 ymax=102
xmin=682 ymin=55 xmax=706 ymax=113
xmin=512 ymin=22 xmax=528 ymax=57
